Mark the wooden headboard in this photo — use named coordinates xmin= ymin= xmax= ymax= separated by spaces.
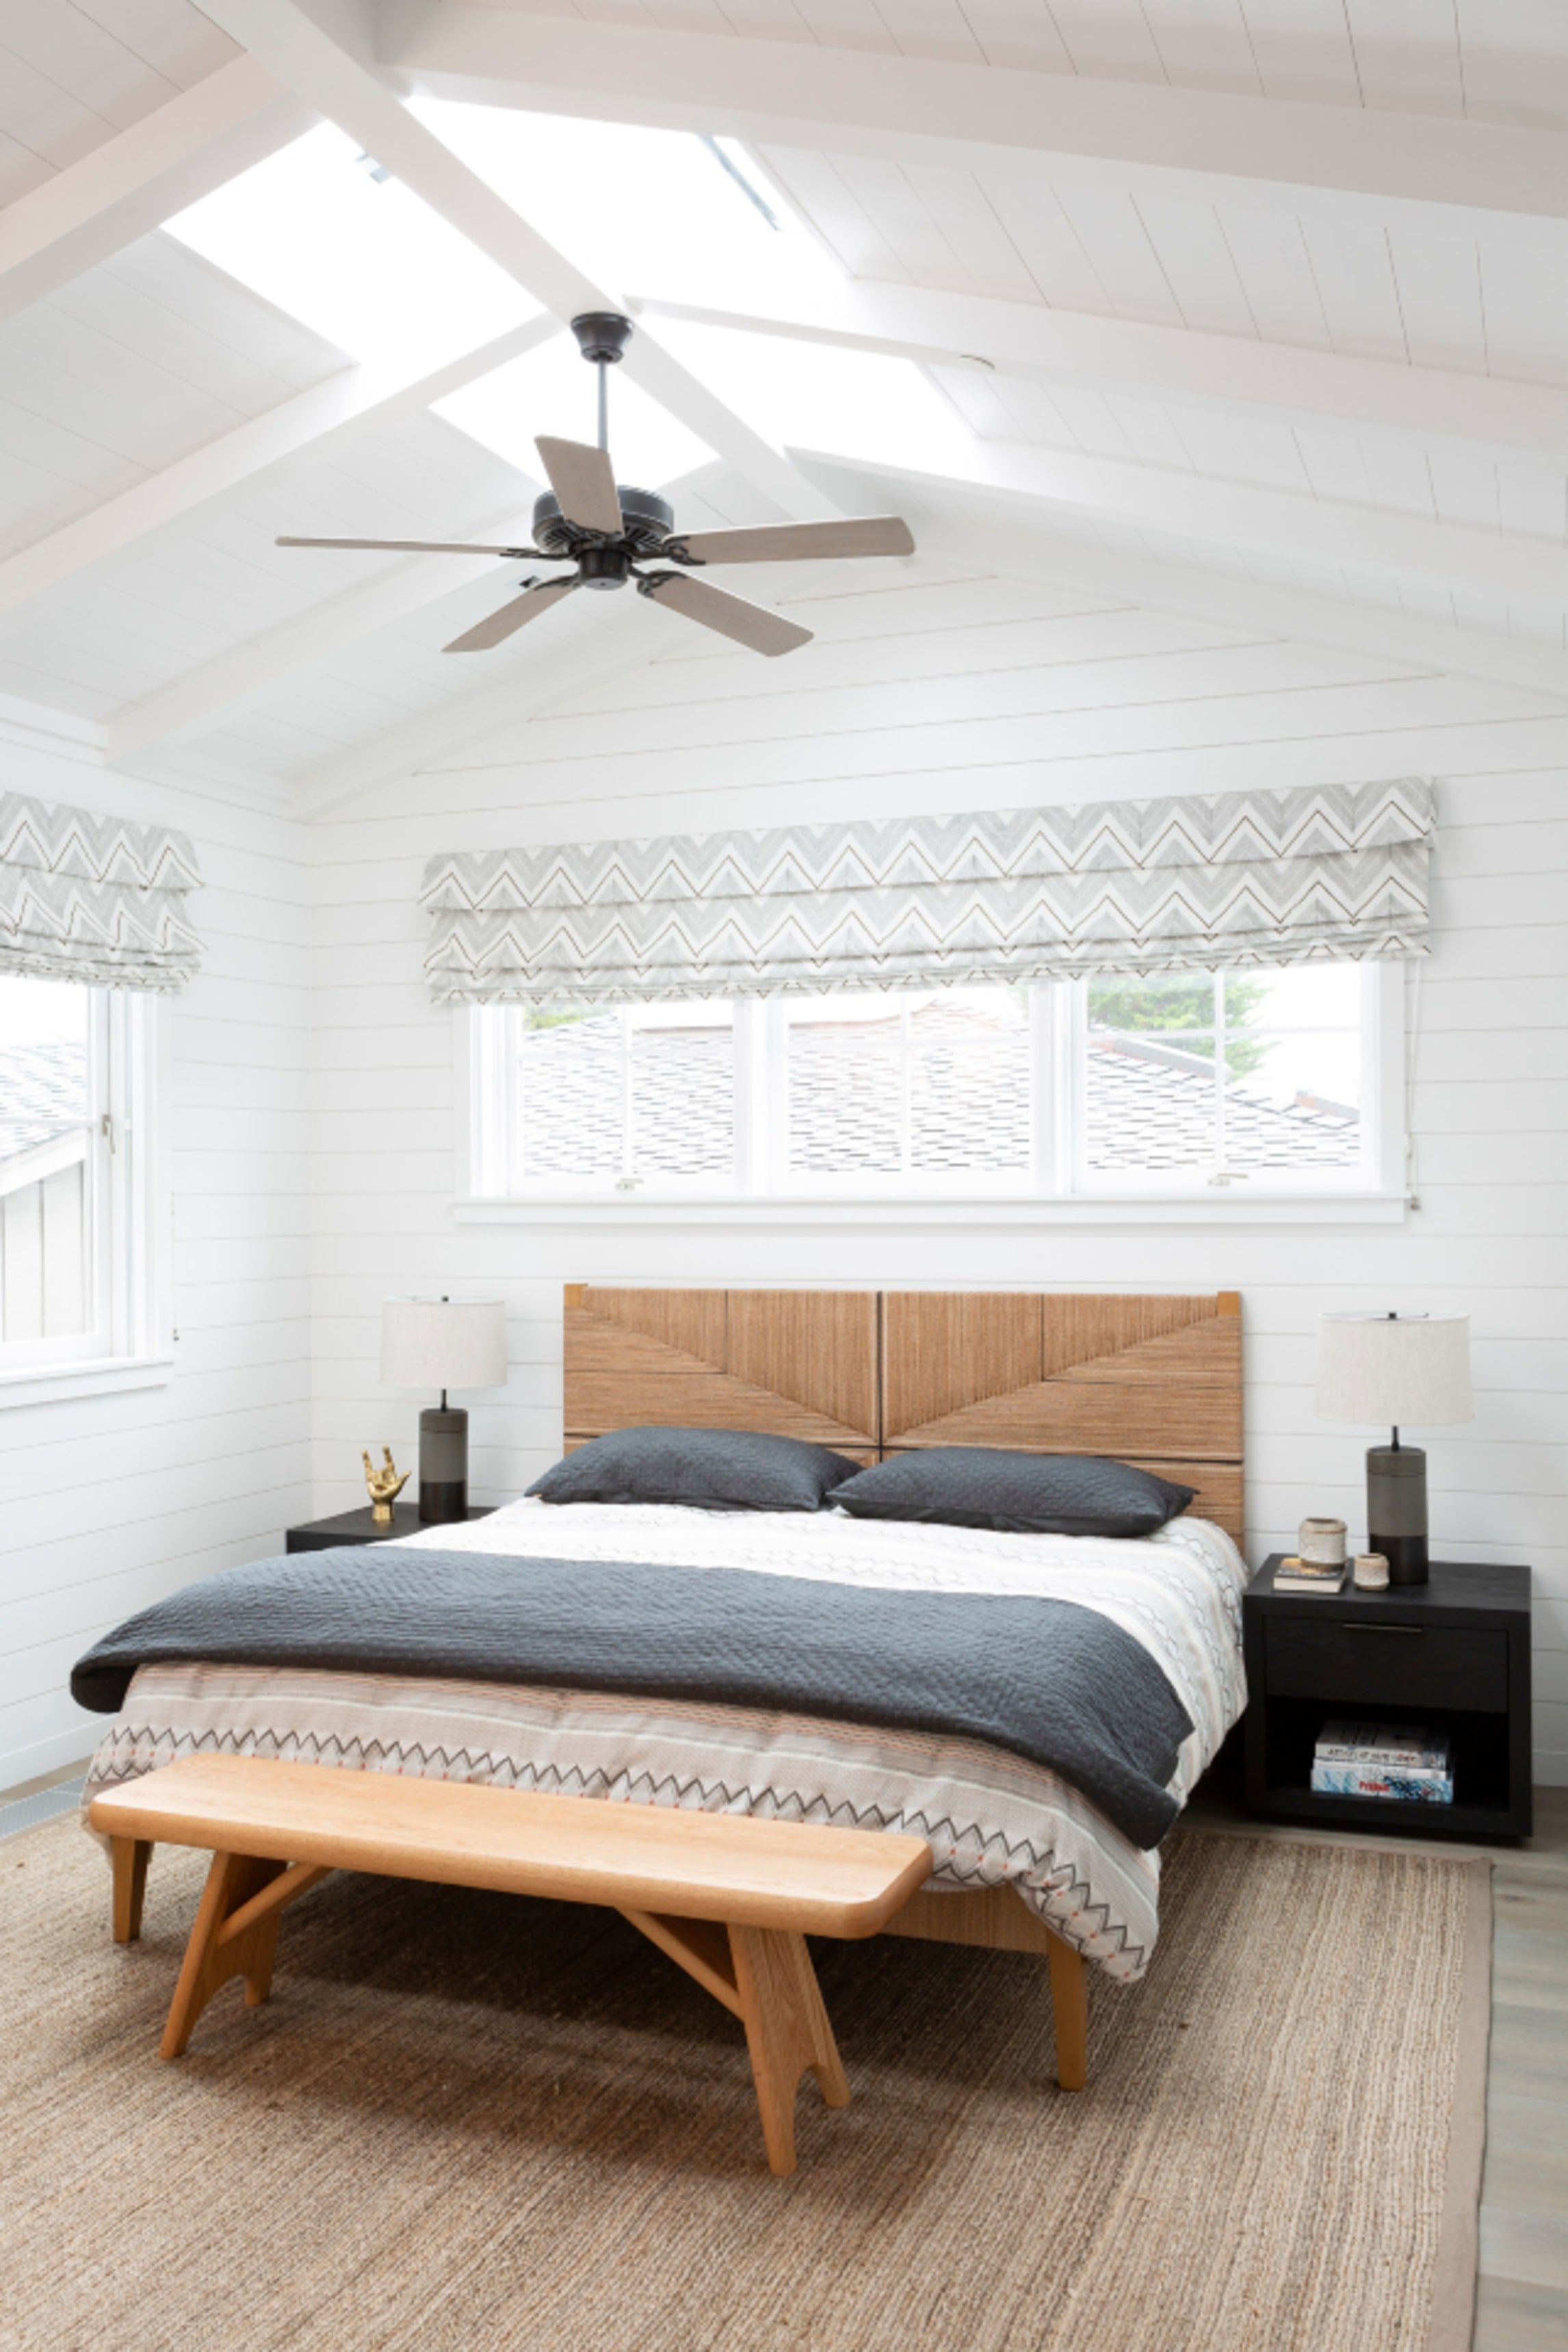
xmin=563 ymin=1286 xmax=1244 ymax=1541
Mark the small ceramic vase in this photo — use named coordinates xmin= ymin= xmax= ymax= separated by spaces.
xmin=1353 ymin=1552 xmax=1391 ymax=1591
xmin=1298 ymin=1515 xmax=1348 ymax=1566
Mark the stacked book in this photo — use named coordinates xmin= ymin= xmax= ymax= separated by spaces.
xmin=1310 ymin=1721 xmax=1454 ymax=1805
xmin=1272 ymin=1554 xmax=1346 ymax=1593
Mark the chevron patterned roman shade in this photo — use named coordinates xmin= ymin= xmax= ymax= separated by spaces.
xmin=0 ymin=791 xmax=202 ymax=991
xmin=421 ymin=778 xmax=1434 ymax=1008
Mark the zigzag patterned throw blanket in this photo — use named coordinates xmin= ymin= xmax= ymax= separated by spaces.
xmin=72 ymin=1545 xmax=1192 ymax=1849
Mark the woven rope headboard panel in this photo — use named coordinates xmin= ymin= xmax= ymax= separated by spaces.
xmin=562 ymin=1286 xmax=1244 ymax=1540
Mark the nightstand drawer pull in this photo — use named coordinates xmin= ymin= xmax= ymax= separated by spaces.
xmin=1343 ymin=1623 xmax=1424 ymax=1634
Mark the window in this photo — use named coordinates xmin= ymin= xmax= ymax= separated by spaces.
xmin=466 ymin=962 xmax=1400 ymax=1209
xmin=0 ymin=975 xmax=161 ymax=1383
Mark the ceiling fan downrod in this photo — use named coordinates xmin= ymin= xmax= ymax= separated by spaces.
xmin=568 ymin=312 xmax=634 ymax=454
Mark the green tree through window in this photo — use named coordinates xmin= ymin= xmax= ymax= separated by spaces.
xmin=1085 ymin=975 xmax=1271 ymax=1075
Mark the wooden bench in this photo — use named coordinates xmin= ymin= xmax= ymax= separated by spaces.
xmin=89 ymin=1756 xmax=933 ymax=2175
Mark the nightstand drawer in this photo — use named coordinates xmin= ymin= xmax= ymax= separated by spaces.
xmin=1263 ymin=1620 xmax=1509 ymax=1712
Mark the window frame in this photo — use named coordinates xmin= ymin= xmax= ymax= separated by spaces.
xmin=457 ymin=961 xmax=1408 ymax=1226
xmin=0 ymin=985 xmax=171 ymax=1406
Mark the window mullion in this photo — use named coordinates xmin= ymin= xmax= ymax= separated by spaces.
xmin=734 ymin=998 xmax=760 ymax=1195
xmin=1212 ymin=971 xmax=1227 ymax=1177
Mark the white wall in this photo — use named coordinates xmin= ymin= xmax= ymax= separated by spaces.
xmin=0 ymin=727 xmax=311 ymax=1786
xmin=306 ymin=561 xmax=1568 ymax=1788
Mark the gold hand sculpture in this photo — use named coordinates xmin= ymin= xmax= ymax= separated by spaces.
xmin=363 ymin=1445 xmax=410 ymax=1526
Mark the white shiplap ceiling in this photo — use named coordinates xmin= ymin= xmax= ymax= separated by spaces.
xmin=1 ymin=0 xmax=1568 ymax=813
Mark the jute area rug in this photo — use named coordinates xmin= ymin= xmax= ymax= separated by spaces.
xmin=1 ymin=1818 xmax=1488 ymax=2352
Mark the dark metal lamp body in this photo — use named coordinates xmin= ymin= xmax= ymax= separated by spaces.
xmin=418 ymin=1403 xmax=470 ymax=1524
xmin=1368 ymin=1439 xmax=1428 ymax=1584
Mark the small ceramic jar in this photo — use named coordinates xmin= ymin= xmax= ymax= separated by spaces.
xmin=1298 ymin=1515 xmax=1348 ymax=1566
xmin=1353 ymin=1552 xmax=1391 ymax=1591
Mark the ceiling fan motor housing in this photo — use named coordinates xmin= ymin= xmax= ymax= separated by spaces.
xmin=532 ymin=485 xmax=676 ymax=573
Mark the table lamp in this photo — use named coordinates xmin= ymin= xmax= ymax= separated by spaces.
xmin=380 ymin=1297 xmax=508 ymax=1524
xmin=1314 ymin=1311 xmax=1472 ymax=1585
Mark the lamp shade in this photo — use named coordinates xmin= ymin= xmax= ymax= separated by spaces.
xmin=1316 ymin=1313 xmax=1472 ymax=1427
xmin=380 ymin=1298 xmax=508 ymax=1391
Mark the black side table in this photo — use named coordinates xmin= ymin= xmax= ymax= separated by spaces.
xmin=286 ymin=1506 xmax=496 ymax=1554
xmin=1243 ymin=1556 xmax=1532 ymax=1842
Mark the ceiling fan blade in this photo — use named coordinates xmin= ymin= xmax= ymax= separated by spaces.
xmin=443 ymin=577 xmax=577 ymax=653
xmin=642 ymin=572 xmax=812 ymax=657
xmin=277 ymin=536 xmax=531 ymax=555
xmin=668 ymin=517 xmax=915 ymax=566
xmin=535 ymin=436 xmax=623 ymax=536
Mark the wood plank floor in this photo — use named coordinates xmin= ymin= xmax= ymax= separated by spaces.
xmin=8 ymin=1760 xmax=1567 ymax=2348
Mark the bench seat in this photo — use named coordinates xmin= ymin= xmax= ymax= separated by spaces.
xmin=90 ymin=1755 xmax=933 ymax=2174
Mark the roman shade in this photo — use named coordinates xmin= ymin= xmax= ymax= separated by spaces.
xmin=0 ymin=792 xmax=202 ymax=991
xmin=421 ymin=778 xmax=1433 ymax=1008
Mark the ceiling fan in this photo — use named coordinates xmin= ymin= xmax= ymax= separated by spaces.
xmin=276 ymin=312 xmax=915 ymax=657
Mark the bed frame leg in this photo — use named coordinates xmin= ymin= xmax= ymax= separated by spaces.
xmin=1046 ymin=1929 xmax=1088 ymax=2092
xmin=111 ymin=1836 xmax=151 ymax=1944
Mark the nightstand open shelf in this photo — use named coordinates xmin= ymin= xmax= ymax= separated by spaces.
xmin=1243 ymin=1559 xmax=1532 ymax=1844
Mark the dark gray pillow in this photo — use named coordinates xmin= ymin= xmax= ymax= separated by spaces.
xmin=527 ymin=1426 xmax=861 ymax=1514
xmin=832 ymin=1448 xmax=1194 ymax=1539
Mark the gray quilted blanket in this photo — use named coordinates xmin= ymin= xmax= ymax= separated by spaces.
xmin=70 ymin=1546 xmax=1193 ymax=1847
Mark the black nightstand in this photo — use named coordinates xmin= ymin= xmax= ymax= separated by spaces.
xmin=1243 ymin=1557 xmax=1533 ymax=1842
xmin=285 ymin=1506 xmax=496 ymax=1554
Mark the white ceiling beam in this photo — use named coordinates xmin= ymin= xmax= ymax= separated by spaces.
xmin=814 ymin=433 xmax=1568 ymax=612
xmin=292 ymin=540 xmax=861 ymax=819
xmin=0 ymin=57 xmax=312 ymax=328
xmin=107 ymin=500 xmax=542 ymax=761
xmin=0 ymin=313 xmax=558 ymax=625
xmin=196 ymin=0 xmax=839 ymax=519
xmin=293 ymin=589 xmax=690 ymax=820
xmin=901 ymin=501 xmax=1568 ymax=707
xmin=386 ymin=8 xmax=1568 ymax=250
xmin=633 ymin=276 xmax=1568 ymax=473
xmin=108 ymin=455 xmax=731 ymax=758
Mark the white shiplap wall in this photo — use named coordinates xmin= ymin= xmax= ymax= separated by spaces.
xmin=306 ymin=562 xmax=1568 ymax=1786
xmin=0 ymin=729 xmax=310 ymax=1785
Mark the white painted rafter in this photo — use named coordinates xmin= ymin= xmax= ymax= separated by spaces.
xmin=813 ymin=435 xmax=1568 ymax=614
xmin=193 ymin=0 xmax=839 ymax=521
xmin=633 ymin=276 xmax=1568 ymax=473
xmin=109 ymin=457 xmax=730 ymax=759
xmin=109 ymin=501 xmax=543 ymax=761
xmin=906 ymin=506 xmax=1568 ymax=706
xmin=386 ymin=9 xmax=1568 ymax=249
xmin=0 ymin=57 xmax=312 ymax=328
xmin=0 ymin=313 xmax=559 ymax=625
xmin=293 ymin=588 xmax=691 ymax=820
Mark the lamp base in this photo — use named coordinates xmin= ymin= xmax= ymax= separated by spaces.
xmin=1367 ymin=1443 xmax=1428 ymax=1587
xmin=419 ymin=1404 xmax=469 ymax=1524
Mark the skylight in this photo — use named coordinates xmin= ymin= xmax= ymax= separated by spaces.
xmin=408 ymin=101 xmax=835 ymax=304
xmin=164 ymin=123 xmax=538 ymax=368
xmin=653 ymin=319 xmax=972 ymax=475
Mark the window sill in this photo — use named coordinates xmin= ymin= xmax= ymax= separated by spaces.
xmin=453 ymin=1192 xmax=1409 ymax=1229
xmin=0 ymin=1353 xmax=174 ymax=1410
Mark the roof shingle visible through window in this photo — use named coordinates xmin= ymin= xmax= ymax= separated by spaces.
xmin=0 ymin=1042 xmax=88 ymax=1168
xmin=515 ymin=1002 xmax=1358 ymax=1179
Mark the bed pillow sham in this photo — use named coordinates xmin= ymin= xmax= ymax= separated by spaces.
xmin=832 ymin=1447 xmax=1194 ymax=1539
xmin=527 ymin=1426 xmax=862 ymax=1514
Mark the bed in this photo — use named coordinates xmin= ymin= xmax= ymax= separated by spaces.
xmin=81 ymin=1286 xmax=1247 ymax=1996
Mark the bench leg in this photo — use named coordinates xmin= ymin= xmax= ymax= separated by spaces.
xmin=161 ymin=1851 xmax=288 ymax=2059
xmin=111 ymin=1837 xmax=151 ymax=1944
xmin=729 ymin=1925 xmax=850 ymax=2178
xmin=1045 ymin=1929 xmax=1088 ymax=2093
